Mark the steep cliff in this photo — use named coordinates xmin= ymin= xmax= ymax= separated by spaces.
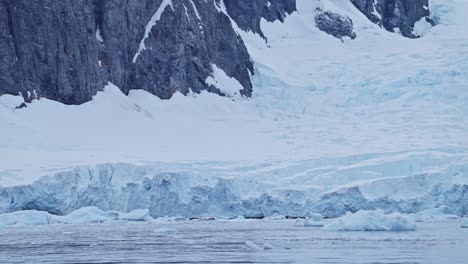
xmin=351 ymin=0 xmax=433 ymax=38
xmin=0 ymin=0 xmax=432 ymax=104
xmin=0 ymin=0 xmax=295 ymax=104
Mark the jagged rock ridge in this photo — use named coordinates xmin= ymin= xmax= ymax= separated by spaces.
xmin=0 ymin=0 xmax=432 ymax=104
xmin=351 ymin=0 xmax=433 ymax=38
xmin=0 ymin=0 xmax=295 ymax=104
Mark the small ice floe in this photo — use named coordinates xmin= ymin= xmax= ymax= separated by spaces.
xmin=266 ymin=214 xmax=285 ymax=220
xmin=323 ymin=210 xmax=416 ymax=232
xmin=461 ymin=219 xmax=468 ymax=228
xmin=294 ymin=218 xmax=305 ymax=227
xmin=294 ymin=213 xmax=325 ymax=227
xmin=263 ymin=243 xmax=274 ymax=250
xmin=153 ymin=227 xmax=179 ymax=234
xmin=56 ymin=207 xmax=119 ymax=224
xmin=304 ymin=213 xmax=325 ymax=227
xmin=245 ymin=240 xmax=262 ymax=251
xmin=119 ymin=209 xmax=154 ymax=221
xmin=0 ymin=210 xmax=51 ymax=226
xmin=410 ymin=207 xmax=458 ymax=222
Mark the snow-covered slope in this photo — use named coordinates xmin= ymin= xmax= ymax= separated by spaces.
xmin=0 ymin=0 xmax=467 ymax=217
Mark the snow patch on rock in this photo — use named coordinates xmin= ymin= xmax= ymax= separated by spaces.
xmin=206 ymin=64 xmax=244 ymax=97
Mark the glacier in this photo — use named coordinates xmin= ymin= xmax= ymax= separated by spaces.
xmin=0 ymin=0 xmax=467 ymax=221
xmin=0 ymin=159 xmax=466 ymax=219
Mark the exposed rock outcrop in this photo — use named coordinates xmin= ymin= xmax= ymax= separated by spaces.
xmin=0 ymin=0 xmax=295 ymax=104
xmin=223 ymin=0 xmax=296 ymax=37
xmin=315 ymin=11 xmax=356 ymax=40
xmin=0 ymin=0 xmax=433 ymax=104
xmin=351 ymin=0 xmax=433 ymax=38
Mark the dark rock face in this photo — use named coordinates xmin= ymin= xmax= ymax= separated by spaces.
xmin=0 ymin=0 xmax=106 ymax=105
xmin=0 ymin=0 xmax=293 ymax=104
xmin=0 ymin=0 xmax=433 ymax=104
xmin=315 ymin=11 xmax=356 ymax=40
xmin=351 ymin=0 xmax=433 ymax=38
xmin=223 ymin=0 xmax=296 ymax=37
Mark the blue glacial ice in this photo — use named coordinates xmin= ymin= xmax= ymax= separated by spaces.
xmin=323 ymin=210 xmax=417 ymax=232
xmin=0 ymin=157 xmax=466 ymax=220
xmin=0 ymin=207 xmax=154 ymax=226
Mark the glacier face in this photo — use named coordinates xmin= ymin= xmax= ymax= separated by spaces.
xmin=1 ymin=154 xmax=466 ymax=218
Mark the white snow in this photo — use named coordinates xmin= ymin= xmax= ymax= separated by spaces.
xmin=205 ymin=64 xmax=244 ymax=97
xmin=372 ymin=0 xmax=382 ymax=20
xmin=323 ymin=210 xmax=417 ymax=232
xmin=189 ymin=0 xmax=201 ymax=20
xmin=412 ymin=17 xmax=432 ymax=37
xmin=133 ymin=0 xmax=173 ymax=63
xmin=0 ymin=94 xmax=24 ymax=110
xmin=95 ymin=28 xmax=104 ymax=42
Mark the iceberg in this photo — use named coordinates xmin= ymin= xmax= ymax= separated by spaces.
xmin=295 ymin=213 xmax=325 ymax=227
xmin=0 ymin=210 xmax=51 ymax=226
xmin=323 ymin=210 xmax=416 ymax=232
xmin=56 ymin=207 xmax=119 ymax=224
xmin=0 ymin=207 xmax=154 ymax=226
xmin=119 ymin=209 xmax=154 ymax=221
xmin=0 ymin=162 xmax=467 ymax=220
xmin=410 ymin=207 xmax=459 ymax=222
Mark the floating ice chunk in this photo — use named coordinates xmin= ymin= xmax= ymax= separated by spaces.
xmin=295 ymin=213 xmax=325 ymax=227
xmin=0 ymin=210 xmax=51 ymax=226
xmin=57 ymin=207 xmax=119 ymax=224
xmin=266 ymin=214 xmax=285 ymax=220
xmin=263 ymin=243 xmax=274 ymax=250
xmin=119 ymin=209 xmax=154 ymax=221
xmin=0 ymin=207 xmax=155 ymax=226
xmin=294 ymin=218 xmax=305 ymax=227
xmin=307 ymin=213 xmax=323 ymax=222
xmin=462 ymin=219 xmax=468 ymax=228
xmin=304 ymin=213 xmax=325 ymax=227
xmin=245 ymin=240 xmax=262 ymax=251
xmin=410 ymin=207 xmax=458 ymax=222
xmin=323 ymin=210 xmax=416 ymax=232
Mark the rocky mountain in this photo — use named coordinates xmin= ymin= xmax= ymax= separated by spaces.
xmin=351 ymin=0 xmax=433 ymax=38
xmin=0 ymin=0 xmax=431 ymax=105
